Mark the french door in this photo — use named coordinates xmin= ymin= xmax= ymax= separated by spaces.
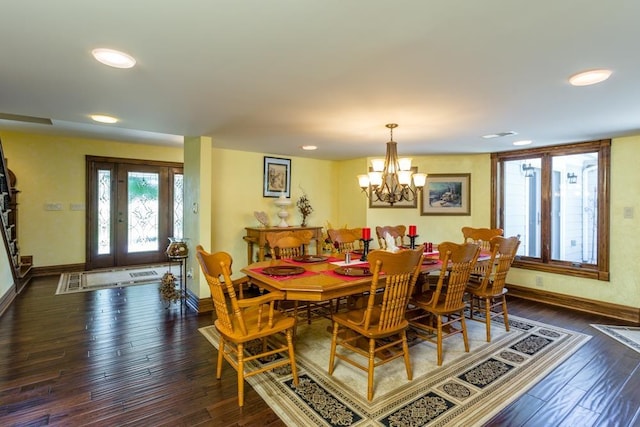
xmin=86 ymin=156 xmax=183 ymax=270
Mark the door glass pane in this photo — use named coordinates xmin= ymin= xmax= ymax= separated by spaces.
xmin=173 ymin=174 xmax=184 ymax=238
xmin=97 ymin=169 xmax=111 ymax=255
xmin=503 ymin=158 xmax=541 ymax=257
xmin=551 ymin=153 xmax=598 ymax=263
xmin=128 ymin=172 xmax=159 ymax=253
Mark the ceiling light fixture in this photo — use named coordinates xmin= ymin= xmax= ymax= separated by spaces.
xmin=91 ymin=48 xmax=136 ymax=69
xmin=569 ymin=69 xmax=612 ymax=86
xmin=90 ymin=114 xmax=119 ymax=124
xmin=513 ymin=140 xmax=532 ymax=146
xmin=357 ymin=123 xmax=426 ymax=206
xmin=300 ymin=145 xmax=317 ymax=150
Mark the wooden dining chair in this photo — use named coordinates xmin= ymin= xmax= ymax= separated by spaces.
xmin=461 ymin=226 xmax=503 ymax=251
xmin=328 ymin=247 xmax=424 ymax=401
xmin=266 ymin=230 xmax=313 ymax=259
xmin=266 ymin=230 xmax=324 ymax=323
xmin=375 ymin=225 xmax=406 ymax=249
xmin=195 ymin=244 xmax=249 ymax=299
xmin=461 ymin=226 xmax=503 ymax=279
xmin=327 ymin=227 xmax=362 ymax=253
xmin=407 ymin=241 xmax=480 ymax=366
xmin=195 ymin=246 xmax=298 ymax=407
xmin=466 ymin=235 xmax=521 ymax=342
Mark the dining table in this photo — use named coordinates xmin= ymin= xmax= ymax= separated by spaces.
xmin=241 ymin=250 xmax=445 ymax=303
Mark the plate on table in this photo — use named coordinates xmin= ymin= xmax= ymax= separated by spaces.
xmin=422 ymin=259 xmax=439 ymax=265
xmin=334 ymin=266 xmax=373 ymax=277
xmin=292 ymin=255 xmax=328 ymax=263
xmin=262 ymin=266 xmax=306 ymax=276
xmin=351 ymin=249 xmax=364 ymax=255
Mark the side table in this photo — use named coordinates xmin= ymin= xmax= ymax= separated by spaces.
xmin=168 ymin=255 xmax=188 ymax=311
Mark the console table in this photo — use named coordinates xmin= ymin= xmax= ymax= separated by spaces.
xmin=243 ymin=226 xmax=324 ymax=264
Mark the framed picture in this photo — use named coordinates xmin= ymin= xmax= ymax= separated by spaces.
xmin=263 ymin=156 xmax=291 ymax=197
xmin=369 ymin=167 xmax=419 ymax=208
xmin=421 ymin=173 xmax=471 ymax=216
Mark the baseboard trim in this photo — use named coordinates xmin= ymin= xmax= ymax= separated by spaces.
xmin=31 ymin=263 xmax=85 ymax=277
xmin=0 ymin=286 xmax=16 ymax=318
xmin=507 ymin=283 xmax=640 ymax=324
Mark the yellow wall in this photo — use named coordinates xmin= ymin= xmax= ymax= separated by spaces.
xmin=205 ymin=147 xmax=338 ymax=272
xmin=1 ymin=129 xmax=638 ymax=310
xmin=0 ymin=131 xmax=183 ymax=267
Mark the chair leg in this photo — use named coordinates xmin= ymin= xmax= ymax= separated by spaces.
xmin=237 ymin=343 xmax=245 ymax=407
xmin=502 ymin=296 xmax=510 ymax=332
xmin=402 ymin=332 xmax=412 ymax=381
xmin=286 ymin=329 xmax=299 ymax=386
xmin=216 ymin=338 xmax=225 ymax=379
xmin=485 ymin=297 xmax=492 ymax=342
xmin=460 ymin=312 xmax=469 ymax=352
xmin=436 ymin=315 xmax=443 ymax=366
xmin=367 ymin=338 xmax=375 ymax=401
xmin=328 ymin=321 xmax=339 ymax=375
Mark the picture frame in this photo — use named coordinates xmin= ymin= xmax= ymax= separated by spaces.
xmin=263 ymin=156 xmax=291 ymax=197
xmin=421 ymin=173 xmax=471 ymax=216
xmin=369 ymin=167 xmax=419 ymax=208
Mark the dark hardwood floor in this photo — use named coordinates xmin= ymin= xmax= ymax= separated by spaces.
xmin=0 ymin=275 xmax=638 ymax=426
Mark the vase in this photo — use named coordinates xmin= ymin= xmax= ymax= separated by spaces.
xmin=166 ymin=237 xmax=189 ymax=258
xmin=274 ymin=194 xmax=292 ymax=228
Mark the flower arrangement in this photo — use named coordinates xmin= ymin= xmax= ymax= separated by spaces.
xmin=296 ymin=193 xmax=313 ymax=227
xmin=160 ymin=272 xmax=182 ymax=304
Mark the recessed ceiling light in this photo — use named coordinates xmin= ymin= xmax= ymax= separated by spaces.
xmin=513 ymin=140 xmax=532 ymax=146
xmin=569 ymin=69 xmax=612 ymax=86
xmin=91 ymin=114 xmax=118 ymax=124
xmin=300 ymin=145 xmax=317 ymax=150
xmin=91 ymin=48 xmax=136 ymax=69
xmin=482 ymin=131 xmax=517 ymax=139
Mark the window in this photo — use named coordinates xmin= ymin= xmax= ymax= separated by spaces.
xmin=492 ymin=140 xmax=610 ymax=280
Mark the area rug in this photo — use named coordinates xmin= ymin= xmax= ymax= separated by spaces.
xmin=199 ymin=313 xmax=590 ymax=426
xmin=56 ymin=263 xmax=176 ymax=295
xmin=591 ymin=324 xmax=640 ymax=354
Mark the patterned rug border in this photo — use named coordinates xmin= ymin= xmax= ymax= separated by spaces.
xmin=199 ymin=314 xmax=591 ymax=426
xmin=591 ymin=324 xmax=640 ymax=354
xmin=56 ymin=263 xmax=175 ymax=295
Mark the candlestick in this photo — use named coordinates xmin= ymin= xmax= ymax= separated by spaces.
xmin=408 ymin=235 xmax=419 ymax=249
xmin=362 ymin=227 xmax=371 ymax=240
xmin=408 ymin=225 xmax=417 ymax=236
xmin=359 ymin=238 xmax=373 ymax=261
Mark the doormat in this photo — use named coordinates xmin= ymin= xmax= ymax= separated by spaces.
xmin=591 ymin=324 xmax=640 ymax=354
xmin=56 ymin=263 xmax=177 ymax=295
xmin=199 ymin=314 xmax=591 ymax=426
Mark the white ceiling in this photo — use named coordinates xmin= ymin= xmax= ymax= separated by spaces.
xmin=1 ymin=1 xmax=639 ymax=160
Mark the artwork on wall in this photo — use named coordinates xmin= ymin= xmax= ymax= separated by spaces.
xmin=263 ymin=156 xmax=291 ymax=197
xmin=420 ymin=173 xmax=471 ymax=216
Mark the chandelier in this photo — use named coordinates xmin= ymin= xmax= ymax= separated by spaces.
xmin=357 ymin=123 xmax=427 ymax=206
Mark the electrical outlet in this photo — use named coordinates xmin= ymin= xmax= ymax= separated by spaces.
xmin=623 ymin=206 xmax=634 ymax=219
xmin=535 ymin=276 xmax=543 ymax=287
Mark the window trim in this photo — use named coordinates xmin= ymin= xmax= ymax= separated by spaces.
xmin=491 ymin=139 xmax=610 ymax=281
